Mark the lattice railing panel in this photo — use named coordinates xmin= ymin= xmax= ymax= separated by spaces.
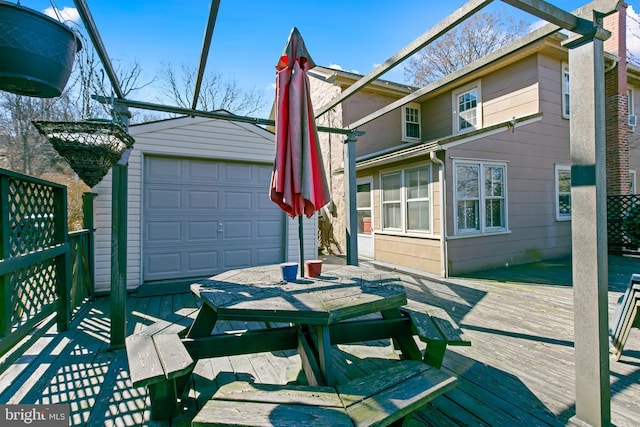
xmin=7 ymin=260 xmax=57 ymax=330
xmin=607 ymin=194 xmax=640 ymax=252
xmin=6 ymin=176 xmax=57 ymax=257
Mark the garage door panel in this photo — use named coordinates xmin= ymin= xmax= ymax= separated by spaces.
xmin=145 ymin=253 xmax=182 ymax=276
xmin=188 ymin=250 xmax=219 ymax=271
xmin=147 ymin=221 xmax=182 ymax=242
xmin=225 ymin=163 xmax=253 ymax=181
xmin=144 ymin=156 xmax=284 ymax=282
xmin=147 ymin=157 xmax=183 ymax=180
xmin=189 ymin=159 xmax=220 ymax=181
xmin=257 ymin=220 xmax=283 ymax=237
xmin=188 ymin=221 xmax=219 ymax=240
xmin=223 ymin=249 xmax=253 ymax=269
xmin=224 ymin=192 xmax=253 ymax=209
xmin=256 ymin=247 xmax=282 ymax=264
xmin=188 ymin=190 xmax=219 ymax=209
xmin=223 ymin=220 xmax=252 ymax=239
xmin=147 ymin=188 xmax=182 ymax=210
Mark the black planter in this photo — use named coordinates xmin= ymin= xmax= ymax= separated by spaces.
xmin=0 ymin=1 xmax=82 ymax=98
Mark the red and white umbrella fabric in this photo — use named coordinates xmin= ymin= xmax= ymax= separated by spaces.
xmin=270 ymin=27 xmax=330 ymax=276
xmin=270 ymin=27 xmax=330 ymax=219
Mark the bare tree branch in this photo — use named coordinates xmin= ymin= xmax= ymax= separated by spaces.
xmin=404 ymin=10 xmax=529 ymax=86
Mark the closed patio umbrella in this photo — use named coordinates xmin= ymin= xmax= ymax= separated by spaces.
xmin=270 ymin=27 xmax=330 ymax=276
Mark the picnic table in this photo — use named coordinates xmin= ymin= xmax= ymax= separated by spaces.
xmin=186 ymin=264 xmax=420 ymax=386
xmin=125 ymin=263 xmax=470 ymax=421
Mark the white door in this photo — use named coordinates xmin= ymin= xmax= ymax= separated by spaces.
xmin=357 ymin=178 xmax=374 ymax=258
xmin=142 ymin=156 xmax=284 ymax=282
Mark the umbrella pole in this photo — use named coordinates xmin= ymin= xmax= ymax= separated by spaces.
xmin=299 ymin=216 xmax=305 ymax=277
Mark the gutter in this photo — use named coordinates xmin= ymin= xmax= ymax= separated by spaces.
xmin=430 ymin=151 xmax=448 ymax=278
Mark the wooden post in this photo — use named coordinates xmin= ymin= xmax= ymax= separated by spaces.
xmin=343 ymin=133 xmax=358 ymax=266
xmin=564 ymin=14 xmax=611 ymax=426
xmin=82 ymin=192 xmax=97 ymax=298
xmin=110 ymin=164 xmax=127 ymax=349
xmin=54 ymin=184 xmax=70 ymax=332
xmin=0 ymin=174 xmax=10 ymax=337
xmin=110 ymin=103 xmax=131 ymax=349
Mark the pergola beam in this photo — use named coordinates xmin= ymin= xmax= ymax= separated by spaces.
xmin=313 ymin=0 xmax=494 ymax=119
xmin=346 ymin=0 xmax=618 ymax=131
xmin=192 ymin=0 xmax=221 ymax=110
xmin=95 ymin=96 xmax=355 ymax=135
xmin=502 ymin=0 xmax=595 ymax=34
xmin=72 ymin=0 xmax=124 ymax=99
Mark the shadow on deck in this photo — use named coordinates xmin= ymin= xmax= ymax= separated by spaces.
xmin=1 ymin=255 xmax=639 ymax=426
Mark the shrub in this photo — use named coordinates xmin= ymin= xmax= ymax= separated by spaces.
xmin=39 ymin=172 xmax=91 ymax=231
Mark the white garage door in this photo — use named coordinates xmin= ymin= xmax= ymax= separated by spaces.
xmin=143 ymin=156 xmax=284 ymax=282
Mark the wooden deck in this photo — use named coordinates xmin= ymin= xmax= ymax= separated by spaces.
xmin=1 ymin=256 xmax=639 ymax=426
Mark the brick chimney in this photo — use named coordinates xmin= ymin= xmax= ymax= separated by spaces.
xmin=604 ymin=4 xmax=631 ymax=195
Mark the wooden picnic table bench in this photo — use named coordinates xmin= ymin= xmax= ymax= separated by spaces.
xmin=125 ymin=333 xmax=194 ymax=420
xmin=610 ymin=273 xmax=640 ymax=361
xmin=192 ymin=360 xmax=457 ymax=427
xmin=400 ymin=303 xmax=471 ymax=368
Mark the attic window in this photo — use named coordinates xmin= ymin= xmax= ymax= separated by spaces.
xmin=402 ymin=103 xmax=421 ymax=142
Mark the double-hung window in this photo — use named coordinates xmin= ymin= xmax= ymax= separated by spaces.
xmin=454 ymin=160 xmax=507 ymax=234
xmin=381 ymin=166 xmax=430 ymax=233
xmin=402 ymin=103 xmax=421 ymax=142
xmin=555 ymin=165 xmax=571 ymax=220
xmin=562 ymin=63 xmax=570 ymax=118
xmin=453 ymin=82 xmax=481 ymax=134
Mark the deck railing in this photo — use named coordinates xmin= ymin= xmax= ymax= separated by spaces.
xmin=607 ymin=194 xmax=640 ymax=254
xmin=0 ymin=169 xmax=94 ymax=363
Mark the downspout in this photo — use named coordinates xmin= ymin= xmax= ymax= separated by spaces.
xmin=430 ymin=151 xmax=448 ymax=277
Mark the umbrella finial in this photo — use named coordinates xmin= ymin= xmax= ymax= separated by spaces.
xmin=277 ymin=27 xmax=315 ymax=71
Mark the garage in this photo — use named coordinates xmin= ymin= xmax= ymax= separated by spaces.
xmin=142 ymin=155 xmax=284 ymax=282
xmin=92 ymin=116 xmax=317 ymax=293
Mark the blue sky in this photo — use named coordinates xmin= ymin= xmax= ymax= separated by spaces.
xmin=28 ymin=1 xmax=618 ymax=117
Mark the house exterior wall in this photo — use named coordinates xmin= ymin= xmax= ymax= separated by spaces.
xmin=357 ymin=158 xmax=442 ymax=274
xmin=91 ymin=116 xmax=311 ymax=293
xmin=444 ymin=121 xmax=572 ymax=274
xmin=311 ymin=16 xmax=639 ymax=277
xmin=342 ymin=91 xmax=403 ymax=157
xmin=481 ymin=56 xmax=540 ymax=126
xmin=310 ymin=74 xmax=408 ymax=255
xmin=442 ymin=51 xmax=575 ymax=274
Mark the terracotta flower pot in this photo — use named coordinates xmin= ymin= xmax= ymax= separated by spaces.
xmin=0 ymin=1 xmax=82 ymax=98
xmin=304 ymin=260 xmax=323 ymax=278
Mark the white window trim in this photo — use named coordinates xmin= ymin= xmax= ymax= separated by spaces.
xmin=452 ymin=81 xmax=482 ymax=135
xmin=452 ymin=159 xmax=508 ymax=236
xmin=630 ymin=169 xmax=637 ymax=194
xmin=401 ymin=102 xmax=421 ymax=142
xmin=356 ymin=177 xmax=374 ymax=235
xmin=380 ymin=164 xmax=432 ymax=235
xmin=628 ymin=88 xmax=636 ymax=132
xmin=562 ymin=62 xmax=570 ymax=119
xmin=555 ymin=164 xmax=572 ymax=221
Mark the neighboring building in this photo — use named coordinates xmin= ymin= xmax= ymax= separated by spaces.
xmin=311 ymin=8 xmax=640 ymax=276
xmin=91 ymin=115 xmax=317 ymax=293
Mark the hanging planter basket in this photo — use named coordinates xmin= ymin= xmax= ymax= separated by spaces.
xmin=32 ymin=119 xmax=135 ymax=188
xmin=0 ymin=1 xmax=82 ymax=98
